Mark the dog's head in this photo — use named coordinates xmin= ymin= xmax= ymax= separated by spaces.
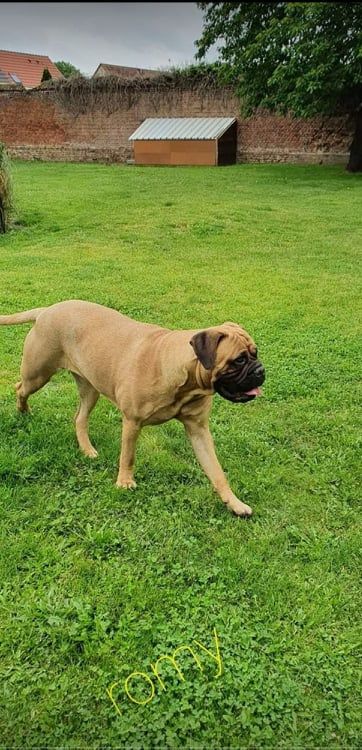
xmin=190 ymin=322 xmax=265 ymax=403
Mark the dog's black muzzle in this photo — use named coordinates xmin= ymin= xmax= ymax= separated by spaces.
xmin=214 ymin=360 xmax=266 ymax=403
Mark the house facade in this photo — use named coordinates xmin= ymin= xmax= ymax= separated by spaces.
xmin=0 ymin=50 xmax=63 ymax=89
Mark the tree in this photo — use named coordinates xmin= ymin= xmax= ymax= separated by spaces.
xmin=55 ymin=60 xmax=81 ymax=78
xmin=41 ymin=68 xmax=52 ymax=82
xmin=196 ymin=2 xmax=362 ymax=171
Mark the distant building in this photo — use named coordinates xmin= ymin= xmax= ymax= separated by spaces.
xmin=0 ymin=50 xmax=63 ymax=89
xmin=92 ymin=63 xmax=161 ymax=80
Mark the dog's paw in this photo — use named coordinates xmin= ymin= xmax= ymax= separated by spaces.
xmin=116 ymin=478 xmax=137 ymax=490
xmin=17 ymin=403 xmax=31 ymax=414
xmin=228 ymin=499 xmax=253 ymax=518
xmin=84 ymin=447 xmax=98 ymax=459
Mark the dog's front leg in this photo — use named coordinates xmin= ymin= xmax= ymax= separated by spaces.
xmin=181 ymin=417 xmax=252 ymax=517
xmin=116 ymin=418 xmax=141 ymax=489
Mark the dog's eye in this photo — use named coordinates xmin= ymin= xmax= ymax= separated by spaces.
xmin=233 ymin=352 xmax=247 ymax=366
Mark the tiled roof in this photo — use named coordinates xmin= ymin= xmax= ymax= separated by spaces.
xmin=0 ymin=50 xmax=63 ymax=88
xmin=93 ymin=63 xmax=161 ymax=79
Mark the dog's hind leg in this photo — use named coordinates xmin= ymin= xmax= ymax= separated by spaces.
xmin=72 ymin=373 xmax=100 ymax=458
xmin=16 ymin=375 xmax=52 ymax=413
xmin=16 ymin=329 xmax=57 ymax=413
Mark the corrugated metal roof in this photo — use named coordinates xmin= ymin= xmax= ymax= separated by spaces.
xmin=129 ymin=117 xmax=236 ymax=141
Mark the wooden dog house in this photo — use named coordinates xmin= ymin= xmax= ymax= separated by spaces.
xmin=129 ymin=117 xmax=237 ymax=166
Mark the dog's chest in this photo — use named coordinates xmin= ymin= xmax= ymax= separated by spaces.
xmin=142 ymin=390 xmax=206 ymax=426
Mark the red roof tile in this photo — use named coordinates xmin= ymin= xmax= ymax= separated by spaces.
xmin=0 ymin=50 xmax=64 ymax=88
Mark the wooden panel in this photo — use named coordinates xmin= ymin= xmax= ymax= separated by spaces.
xmin=134 ymin=140 xmax=216 ymax=166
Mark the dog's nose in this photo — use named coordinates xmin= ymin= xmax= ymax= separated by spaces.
xmin=254 ymin=363 xmax=265 ymax=384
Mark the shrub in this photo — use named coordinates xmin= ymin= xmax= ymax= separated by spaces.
xmin=41 ymin=68 xmax=52 ymax=83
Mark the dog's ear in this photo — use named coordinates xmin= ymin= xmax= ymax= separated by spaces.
xmin=189 ymin=330 xmax=226 ymax=370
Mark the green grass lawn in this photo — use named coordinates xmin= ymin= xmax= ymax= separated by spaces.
xmin=0 ymin=161 xmax=361 ymax=748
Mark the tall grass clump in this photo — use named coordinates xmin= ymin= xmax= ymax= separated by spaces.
xmin=0 ymin=142 xmax=14 ymax=232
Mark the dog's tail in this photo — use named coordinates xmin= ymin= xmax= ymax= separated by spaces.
xmin=0 ymin=308 xmax=46 ymax=325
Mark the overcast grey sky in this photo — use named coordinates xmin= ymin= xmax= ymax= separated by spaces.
xmin=0 ymin=2 xmax=215 ymax=75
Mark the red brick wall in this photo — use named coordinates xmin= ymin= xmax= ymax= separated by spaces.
xmin=0 ymin=85 xmax=353 ymax=165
